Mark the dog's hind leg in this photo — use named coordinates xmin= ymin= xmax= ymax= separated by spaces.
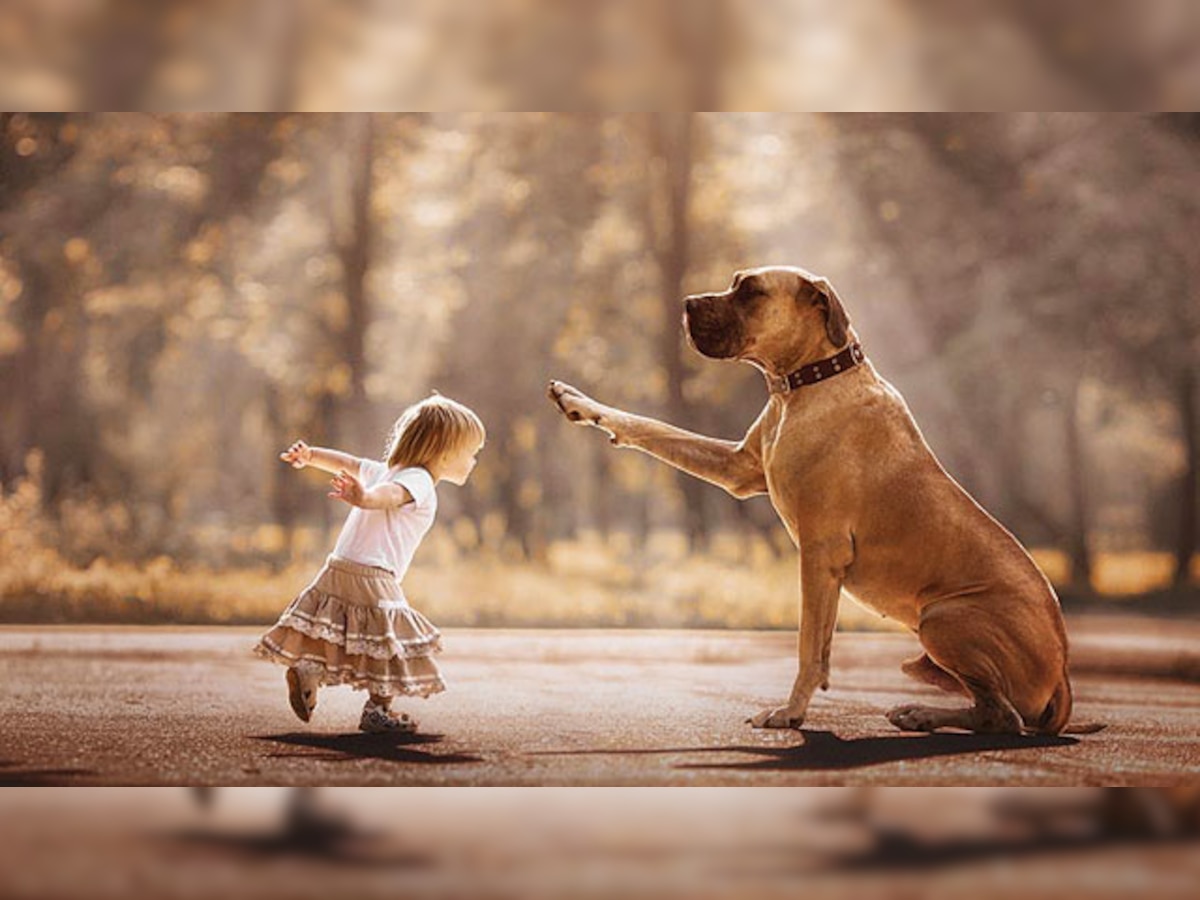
xmin=900 ymin=653 xmax=969 ymax=696
xmin=886 ymin=680 xmax=1023 ymax=734
xmin=887 ymin=601 xmax=1028 ymax=735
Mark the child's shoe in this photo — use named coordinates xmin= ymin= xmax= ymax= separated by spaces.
xmin=359 ymin=701 xmax=418 ymax=734
xmin=286 ymin=665 xmax=320 ymax=722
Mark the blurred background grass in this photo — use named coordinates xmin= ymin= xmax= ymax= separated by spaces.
xmin=3 ymin=457 xmax=1193 ymax=629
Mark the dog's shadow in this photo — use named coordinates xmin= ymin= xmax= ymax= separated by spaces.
xmin=680 ymin=728 xmax=1078 ymax=772
xmin=530 ymin=728 xmax=1077 ymax=771
xmin=253 ymin=732 xmax=483 ymax=766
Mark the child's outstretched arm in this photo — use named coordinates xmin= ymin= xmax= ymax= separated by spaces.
xmin=328 ymin=469 xmax=414 ymax=510
xmin=280 ymin=440 xmax=361 ymax=476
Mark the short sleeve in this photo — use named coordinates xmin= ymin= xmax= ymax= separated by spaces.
xmin=358 ymin=457 xmax=388 ymax=485
xmin=392 ymin=467 xmax=436 ymax=508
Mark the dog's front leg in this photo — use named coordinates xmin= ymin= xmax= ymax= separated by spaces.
xmin=548 ymin=380 xmax=767 ymax=498
xmin=750 ymin=541 xmax=849 ymax=729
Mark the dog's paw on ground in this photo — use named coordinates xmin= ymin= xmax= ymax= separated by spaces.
xmin=748 ymin=705 xmax=805 ymax=729
xmin=886 ymin=704 xmax=941 ymax=732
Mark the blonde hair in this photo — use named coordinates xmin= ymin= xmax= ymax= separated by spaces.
xmin=385 ymin=394 xmax=485 ymax=469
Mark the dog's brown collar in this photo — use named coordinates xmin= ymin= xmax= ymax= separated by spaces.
xmin=767 ymin=342 xmax=865 ymax=394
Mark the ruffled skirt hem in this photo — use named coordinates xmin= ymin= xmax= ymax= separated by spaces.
xmin=253 ymin=638 xmax=446 ymax=698
xmin=253 ymin=556 xmax=446 ymax=699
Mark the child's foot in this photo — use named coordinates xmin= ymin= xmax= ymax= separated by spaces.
xmin=359 ymin=702 xmax=418 ymax=735
xmin=286 ymin=666 xmax=320 ymax=723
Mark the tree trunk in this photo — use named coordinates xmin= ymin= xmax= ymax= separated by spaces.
xmin=992 ymin=386 xmax=1026 ymax=533
xmin=592 ymin=443 xmax=612 ymax=541
xmin=497 ymin=428 xmax=535 ymax=561
xmin=81 ymin=0 xmax=173 ymax=108
xmin=334 ymin=113 xmax=374 ymax=451
xmin=653 ymin=112 xmax=709 ymax=552
xmin=263 ymin=0 xmax=303 ymax=111
xmin=265 ymin=382 xmax=301 ymax=565
xmin=14 ymin=261 xmax=99 ymax=503
xmin=1172 ymin=366 xmax=1198 ymax=589
xmin=1064 ymin=376 xmax=1094 ymax=593
xmin=633 ymin=463 xmax=652 ymax=561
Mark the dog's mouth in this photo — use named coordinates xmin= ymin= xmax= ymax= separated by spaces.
xmin=683 ymin=296 xmax=745 ymax=360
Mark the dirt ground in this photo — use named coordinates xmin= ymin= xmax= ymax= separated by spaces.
xmin=1 ymin=615 xmax=1198 ymax=786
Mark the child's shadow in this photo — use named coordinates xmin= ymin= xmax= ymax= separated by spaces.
xmin=255 ymin=732 xmax=482 ymax=766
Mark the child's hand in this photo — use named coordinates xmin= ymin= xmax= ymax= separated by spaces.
xmin=329 ymin=469 xmax=365 ymax=507
xmin=280 ymin=440 xmax=312 ymax=469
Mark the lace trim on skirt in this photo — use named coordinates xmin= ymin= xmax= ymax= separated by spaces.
xmin=253 ymin=564 xmax=445 ymax=698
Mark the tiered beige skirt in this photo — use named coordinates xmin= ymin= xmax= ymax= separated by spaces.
xmin=254 ymin=556 xmax=445 ymax=698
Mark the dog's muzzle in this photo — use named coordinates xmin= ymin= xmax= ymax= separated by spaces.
xmin=684 ymin=295 xmax=743 ymax=359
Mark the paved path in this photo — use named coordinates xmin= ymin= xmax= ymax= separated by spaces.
xmin=2 ymin=617 xmax=1199 ymax=786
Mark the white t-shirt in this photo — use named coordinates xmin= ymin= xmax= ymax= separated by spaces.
xmin=330 ymin=459 xmax=437 ymax=578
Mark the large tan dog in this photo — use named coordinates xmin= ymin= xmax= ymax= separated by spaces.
xmin=548 ymin=265 xmax=1091 ymax=735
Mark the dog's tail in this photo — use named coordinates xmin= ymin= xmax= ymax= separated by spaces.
xmin=1035 ymin=673 xmax=1107 ymax=735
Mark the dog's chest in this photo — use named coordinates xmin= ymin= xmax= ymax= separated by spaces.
xmin=760 ymin=400 xmax=837 ymax=474
xmin=760 ymin=398 xmax=849 ymax=522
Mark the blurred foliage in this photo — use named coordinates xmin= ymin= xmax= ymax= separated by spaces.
xmin=0 ymin=112 xmax=1198 ymax=625
xmin=1 ymin=0 xmax=1197 ymax=110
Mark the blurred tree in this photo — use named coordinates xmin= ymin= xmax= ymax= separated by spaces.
xmin=432 ymin=114 xmax=606 ymax=560
xmin=331 ymin=112 xmax=375 ymax=451
xmin=0 ymin=113 xmax=288 ymax=553
xmin=1149 ymin=114 xmax=1199 ymax=588
xmin=648 ymin=112 xmax=710 ymax=552
xmin=0 ymin=113 xmax=81 ymax=489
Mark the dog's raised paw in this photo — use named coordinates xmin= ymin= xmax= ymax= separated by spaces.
xmin=548 ymin=381 xmax=607 ymax=426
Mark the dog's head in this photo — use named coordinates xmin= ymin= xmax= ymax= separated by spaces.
xmin=682 ymin=266 xmax=851 ymax=372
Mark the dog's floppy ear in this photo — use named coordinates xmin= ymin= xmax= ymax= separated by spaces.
xmin=808 ymin=277 xmax=849 ymax=347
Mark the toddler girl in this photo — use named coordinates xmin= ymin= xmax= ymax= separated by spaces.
xmin=255 ymin=394 xmax=484 ymax=733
